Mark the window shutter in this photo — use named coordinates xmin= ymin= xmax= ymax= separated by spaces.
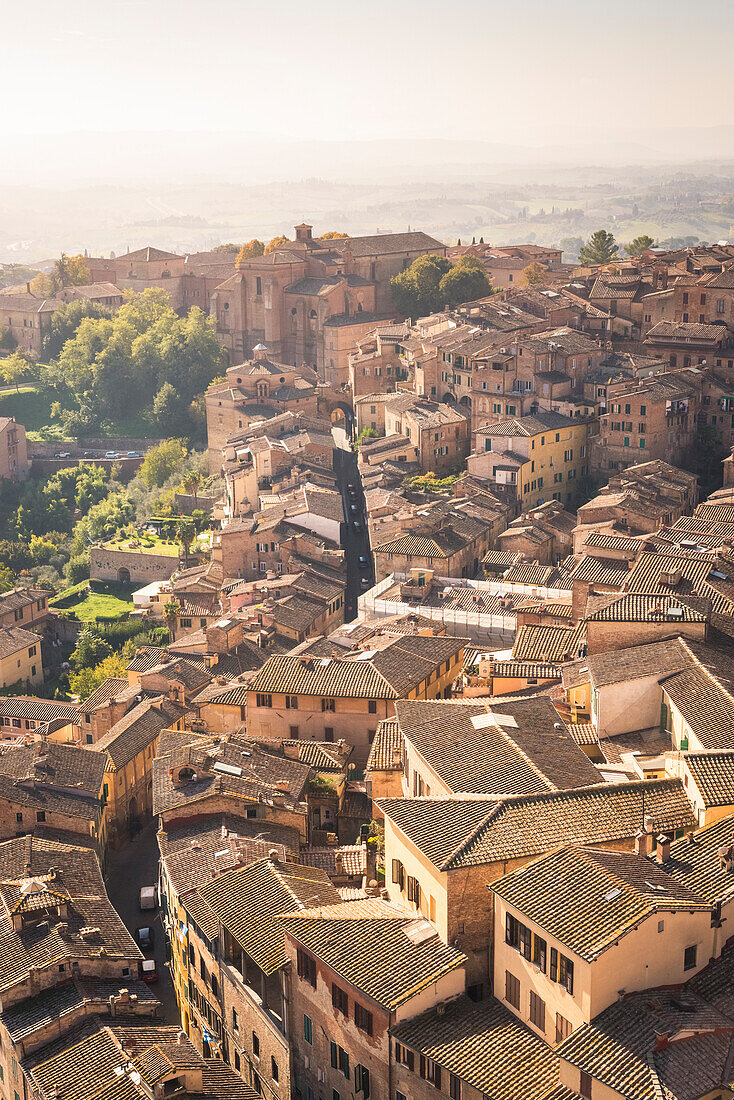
xmin=330 ymin=1042 xmax=338 ymax=1069
xmin=420 ymin=1055 xmax=426 ymax=1079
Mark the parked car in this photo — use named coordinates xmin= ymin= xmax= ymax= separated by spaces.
xmin=104 ymin=451 xmax=119 ymax=460
xmin=347 ymin=484 xmax=358 ymax=498
xmin=360 ymin=577 xmax=371 ymax=589
xmin=139 ymin=885 xmax=158 ymax=910
xmin=126 ymin=451 xmax=141 ymax=458
xmin=134 ymin=926 xmax=155 ymax=951
xmin=358 ymin=555 xmax=369 ymax=567
xmin=352 ymin=520 xmax=362 ymax=532
xmin=139 ymin=957 xmax=159 ymax=983
xmin=83 ymin=451 xmax=93 ymax=458
xmin=349 ymin=503 xmax=359 ymax=514
xmin=54 ymin=452 xmax=71 ymax=459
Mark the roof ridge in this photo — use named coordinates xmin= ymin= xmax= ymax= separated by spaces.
xmin=441 ymin=801 xmax=505 ymax=870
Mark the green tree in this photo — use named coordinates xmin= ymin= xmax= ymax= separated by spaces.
xmin=65 ymin=552 xmax=90 ymax=585
xmin=625 ymin=234 xmax=656 ymax=257
xmin=139 ymin=439 xmax=188 ymax=489
xmin=521 ymin=262 xmax=550 ymax=286
xmin=70 ymin=627 xmax=113 ymax=671
xmin=264 ymin=235 xmax=290 ymax=254
xmin=0 ymin=351 xmax=32 ymax=391
xmin=438 ymin=256 xmax=493 ymax=305
xmin=578 ymin=230 xmax=619 ymax=266
xmin=182 ymin=470 xmax=202 ymax=506
xmin=43 ymin=299 xmax=111 ymax=359
xmin=235 ymin=240 xmax=265 ymax=265
xmin=176 ymin=517 xmax=196 ymax=566
xmin=0 ymin=326 xmax=16 ymax=350
xmin=163 ymin=599 xmax=181 ymax=643
xmin=152 ymin=382 xmax=189 ymax=435
xmin=390 ymin=254 xmax=452 ymax=318
xmin=69 ymin=652 xmax=126 ymax=700
xmin=211 ymin=243 xmax=240 ymax=253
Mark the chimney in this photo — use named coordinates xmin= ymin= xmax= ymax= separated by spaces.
xmin=655 ymin=834 xmax=671 ymax=863
xmin=634 ymin=826 xmax=654 ymax=858
xmin=334 ymin=852 xmax=344 ymax=875
xmin=269 ymin=849 xmax=280 ymax=865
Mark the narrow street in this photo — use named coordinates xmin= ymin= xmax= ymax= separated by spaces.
xmin=105 ymin=824 xmax=180 ymax=1024
xmin=334 ymin=446 xmax=373 ymax=621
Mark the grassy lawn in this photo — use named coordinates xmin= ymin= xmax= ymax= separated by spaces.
xmin=50 ymin=580 xmax=133 ymax=622
xmin=100 ymin=533 xmax=180 ymax=556
xmin=0 ymin=385 xmax=159 ymax=442
xmin=62 ymin=590 xmax=132 ymax=621
xmin=0 ymin=385 xmax=64 ymax=439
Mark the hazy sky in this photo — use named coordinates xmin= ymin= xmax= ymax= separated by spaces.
xmin=6 ymin=0 xmax=733 ymax=143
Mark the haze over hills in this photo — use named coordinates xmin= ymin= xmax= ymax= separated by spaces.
xmin=1 ymin=128 xmax=733 ymax=265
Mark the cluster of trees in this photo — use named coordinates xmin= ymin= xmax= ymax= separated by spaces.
xmin=577 ymin=230 xmax=658 ymax=265
xmin=391 ymin=254 xmax=493 ymax=318
xmin=44 ymin=288 xmax=225 ymax=438
xmin=30 ymin=253 xmax=90 ymax=299
xmin=234 ymin=230 xmax=348 ymax=266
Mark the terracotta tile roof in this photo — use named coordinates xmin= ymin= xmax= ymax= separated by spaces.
xmin=153 ymin=731 xmax=310 ymax=816
xmin=569 ymin=555 xmax=629 ymax=586
xmin=77 ymin=678 xmax=130 ymax=713
xmin=476 ymin=410 xmax=575 ymax=438
xmin=489 ymin=660 xmax=561 ymax=679
xmin=493 ymin=846 xmax=708 ymax=961
xmin=661 ymin=640 xmax=734 ymax=749
xmin=280 ymin=898 xmax=465 ymax=1010
xmin=197 ymin=858 xmax=340 ymax=974
xmin=158 ymin=814 xmax=299 ymax=870
xmin=556 ymin=985 xmax=734 ymax=1100
xmin=0 ymin=625 xmax=41 ymax=658
xmin=680 ymin=752 xmax=734 ymax=807
xmin=394 ymin=696 xmax=599 ymax=796
xmin=647 ymin=320 xmax=727 ymax=341
xmin=0 ymin=977 xmax=156 ymax=1043
xmin=378 ymin=778 xmax=695 ymax=871
xmin=586 ymin=594 xmax=710 ymax=623
xmin=366 ymin=719 xmax=403 ymax=773
xmin=93 ymin=697 xmax=189 ymax=770
xmin=502 ymin=563 xmax=571 ymax=588
xmin=585 ymin=636 xmax=691 ymax=688
xmin=0 ymin=835 xmax=140 ymax=993
xmin=512 ymin=622 xmax=586 ymax=663
xmin=0 ymin=741 xmax=105 ymax=795
xmin=583 ymin=531 xmax=643 ymax=553
xmin=299 ymin=844 xmax=367 ymax=876
xmin=391 ymin=994 xmax=559 ymax=1100
xmin=0 ymin=697 xmax=79 ymax=723
xmin=566 ymin=721 xmax=598 ymax=746
xmin=248 ymin=635 xmax=463 ymax=700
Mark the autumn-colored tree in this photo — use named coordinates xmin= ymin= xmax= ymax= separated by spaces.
xmin=264 ymin=235 xmax=290 ymax=254
xmin=235 ymin=240 xmax=265 ymax=266
xmin=30 ymin=253 xmax=90 ymax=297
xmin=320 ymin=231 xmax=350 ymax=239
xmin=521 ymin=262 xmax=549 ymax=286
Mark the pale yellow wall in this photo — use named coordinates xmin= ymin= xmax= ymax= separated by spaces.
xmin=494 ymin=894 xmax=715 ymax=1042
xmin=593 ymin=674 xmax=663 ymax=738
xmin=383 ymin=816 xmax=450 ymax=942
xmin=0 ymin=641 xmax=42 ymax=689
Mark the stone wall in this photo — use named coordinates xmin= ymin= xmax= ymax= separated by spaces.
xmin=90 ymin=546 xmax=178 ymax=583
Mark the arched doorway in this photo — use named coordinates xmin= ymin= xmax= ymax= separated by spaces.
xmin=442 ymin=392 xmax=456 ymax=404
xmin=118 ymin=567 xmax=131 ymax=583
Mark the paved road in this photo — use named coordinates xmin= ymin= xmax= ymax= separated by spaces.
xmin=105 ymin=824 xmax=180 ymax=1024
xmin=335 ymin=448 xmax=373 ymax=622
